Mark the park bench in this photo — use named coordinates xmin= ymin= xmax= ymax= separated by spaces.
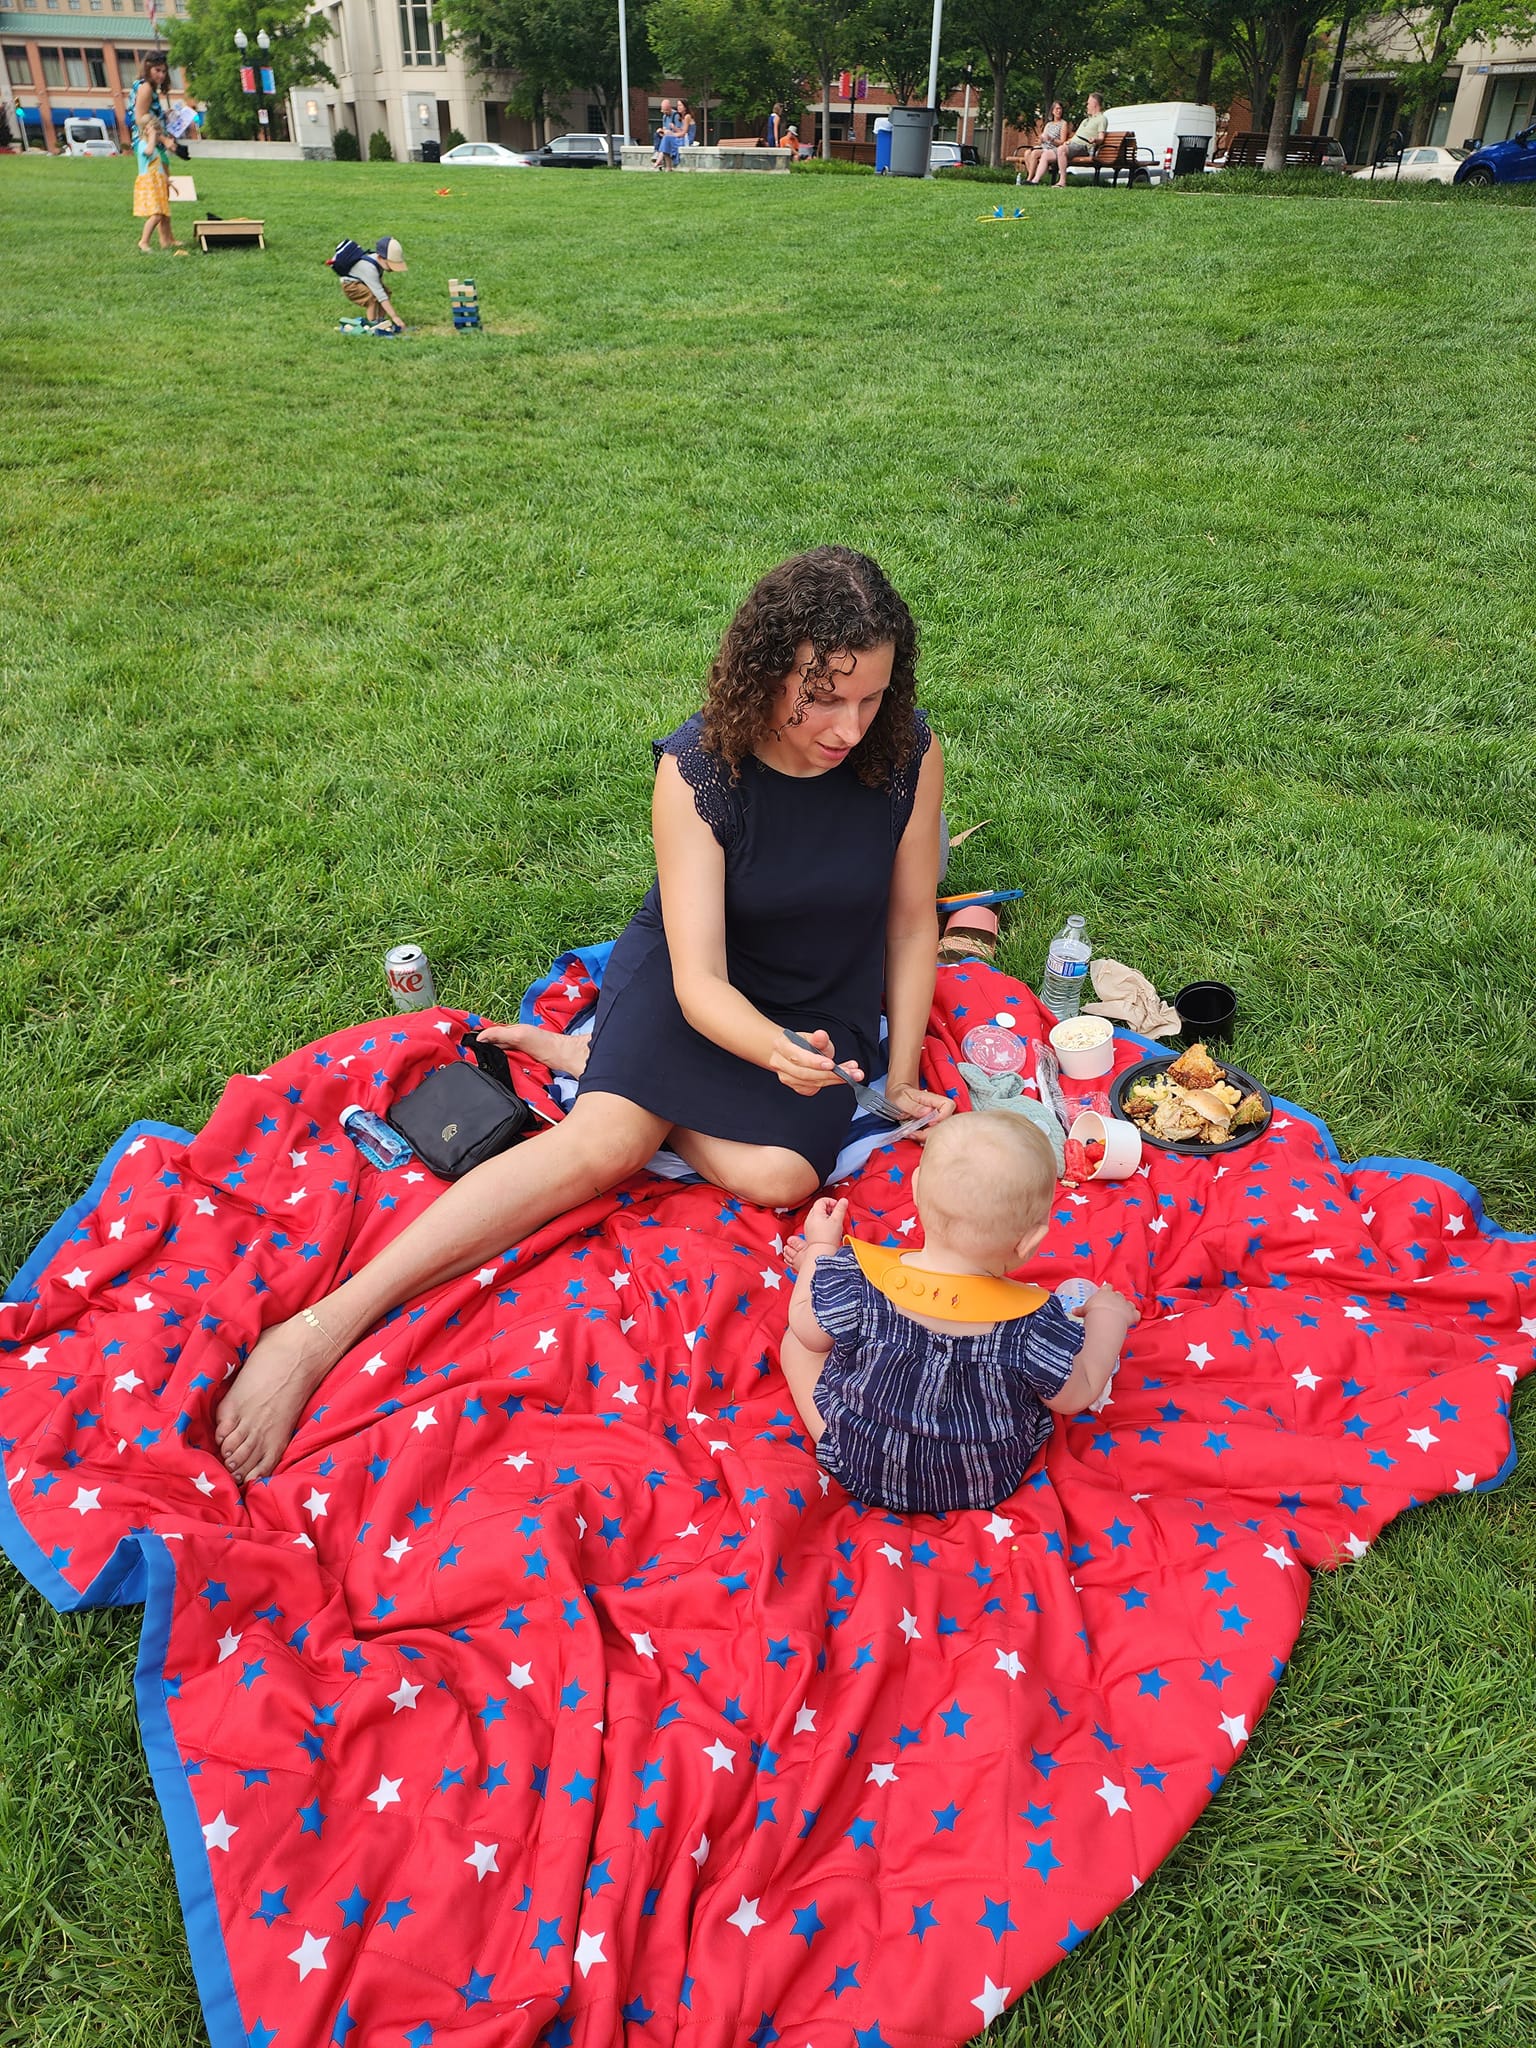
xmin=1219 ymin=130 xmax=1335 ymax=169
xmin=1011 ymin=129 xmax=1152 ymax=186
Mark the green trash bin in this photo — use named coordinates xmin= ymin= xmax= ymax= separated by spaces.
xmin=887 ymin=105 xmax=936 ymax=177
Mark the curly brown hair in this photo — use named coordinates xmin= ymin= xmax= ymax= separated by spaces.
xmin=699 ymin=547 xmax=920 ymax=789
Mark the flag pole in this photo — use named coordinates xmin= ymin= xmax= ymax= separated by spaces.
xmin=618 ymin=0 xmax=632 ymax=146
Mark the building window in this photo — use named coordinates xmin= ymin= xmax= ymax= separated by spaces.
xmin=87 ymin=46 xmax=106 ymax=81
xmin=63 ymin=46 xmax=87 ymax=82
xmin=3 ymin=44 xmax=32 ymax=81
xmin=397 ymin=0 xmax=443 ymax=65
xmin=41 ymin=45 xmax=66 ymax=83
xmin=1481 ymin=72 xmax=1536 ymax=143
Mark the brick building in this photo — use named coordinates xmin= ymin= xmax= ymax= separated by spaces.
xmin=1 ymin=1 xmax=187 ymax=150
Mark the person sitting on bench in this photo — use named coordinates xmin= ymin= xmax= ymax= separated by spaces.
xmin=1034 ymin=92 xmax=1108 ymax=187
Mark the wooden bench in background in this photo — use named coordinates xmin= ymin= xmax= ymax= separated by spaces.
xmin=193 ymin=217 xmax=266 ymax=251
xmin=1220 ymin=130 xmax=1335 ymax=169
xmin=1010 ymin=129 xmax=1152 ymax=186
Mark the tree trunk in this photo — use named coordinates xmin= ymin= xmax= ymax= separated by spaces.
xmin=989 ymin=56 xmax=1007 ymax=166
xmin=1194 ymin=39 xmax=1214 ymax=104
xmin=821 ymin=63 xmax=832 ymax=156
xmin=1410 ymin=1 xmax=1455 ymax=143
xmin=1262 ymin=15 xmax=1310 ymax=170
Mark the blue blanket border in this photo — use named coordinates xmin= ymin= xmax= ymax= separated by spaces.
xmin=1 ymin=1050 xmax=1531 ymax=2048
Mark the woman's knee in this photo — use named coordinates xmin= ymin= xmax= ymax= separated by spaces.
xmin=557 ymin=1098 xmax=661 ymax=1187
xmin=725 ymin=1151 xmax=821 ymax=1211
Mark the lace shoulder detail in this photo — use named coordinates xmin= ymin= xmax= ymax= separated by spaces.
xmin=809 ymin=1247 xmax=867 ymax=1343
xmin=652 ymin=715 xmax=741 ymax=851
xmin=889 ymin=709 xmax=934 ymax=845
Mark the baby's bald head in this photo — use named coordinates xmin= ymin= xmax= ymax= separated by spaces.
xmin=913 ymin=1111 xmax=1056 ymax=1263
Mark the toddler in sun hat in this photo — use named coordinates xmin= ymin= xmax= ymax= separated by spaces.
xmin=779 ymin=1110 xmax=1139 ymax=1514
xmin=330 ymin=234 xmax=408 ymax=330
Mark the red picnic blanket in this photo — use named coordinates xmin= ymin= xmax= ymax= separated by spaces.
xmin=1 ymin=961 xmax=1532 ymax=2048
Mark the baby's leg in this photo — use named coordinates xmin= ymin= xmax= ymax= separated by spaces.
xmin=778 ymin=1329 xmax=827 ymax=1444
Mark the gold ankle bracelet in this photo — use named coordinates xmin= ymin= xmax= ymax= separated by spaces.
xmin=300 ymin=1306 xmax=340 ymax=1354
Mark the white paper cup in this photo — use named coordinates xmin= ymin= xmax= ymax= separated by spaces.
xmin=1049 ymin=1015 xmax=1115 ymax=1080
xmin=1068 ymin=1110 xmax=1142 ymax=1181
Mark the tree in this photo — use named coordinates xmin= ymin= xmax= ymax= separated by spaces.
xmin=1356 ymin=0 xmax=1536 ymax=141
xmin=648 ymin=0 xmax=796 ymax=139
xmin=169 ymin=0 xmax=332 ymax=139
xmin=1260 ymin=0 xmax=1326 ymax=165
xmin=1226 ymin=5 xmax=1282 ymax=127
xmin=852 ymin=0 xmax=932 ymax=105
xmin=438 ymin=0 xmax=659 ymax=149
xmin=946 ymin=0 xmax=1031 ymax=163
xmin=776 ymin=0 xmax=863 ymax=154
xmin=539 ymin=0 xmax=661 ymax=143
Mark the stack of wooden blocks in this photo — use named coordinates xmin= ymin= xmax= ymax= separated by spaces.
xmin=448 ymin=278 xmax=482 ymax=331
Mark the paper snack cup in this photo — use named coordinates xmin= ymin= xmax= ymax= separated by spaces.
xmin=1049 ymin=1015 xmax=1115 ymax=1080
xmin=1067 ymin=1109 xmax=1142 ymax=1181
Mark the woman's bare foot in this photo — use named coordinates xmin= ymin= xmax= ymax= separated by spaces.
xmin=214 ymin=1312 xmax=343 ymax=1484
xmin=476 ymin=1021 xmax=590 ymax=1079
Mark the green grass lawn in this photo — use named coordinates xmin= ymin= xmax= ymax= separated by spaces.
xmin=1 ymin=155 xmax=1535 ymax=2047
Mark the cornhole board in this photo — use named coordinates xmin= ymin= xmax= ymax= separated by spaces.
xmin=168 ymin=176 xmax=197 ymax=204
xmin=193 ymin=218 xmax=265 ymax=250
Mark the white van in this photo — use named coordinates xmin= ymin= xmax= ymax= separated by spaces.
xmin=1102 ymin=101 xmax=1217 ymax=180
xmin=63 ymin=116 xmax=117 ymax=156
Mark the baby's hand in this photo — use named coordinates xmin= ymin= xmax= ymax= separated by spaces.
xmin=801 ymin=1196 xmax=848 ymax=1250
xmin=1083 ymin=1284 xmax=1140 ymax=1337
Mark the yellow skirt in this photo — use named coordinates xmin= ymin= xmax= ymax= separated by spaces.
xmin=133 ymin=160 xmax=170 ymax=218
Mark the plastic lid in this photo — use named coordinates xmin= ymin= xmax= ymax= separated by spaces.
xmin=341 ymin=1103 xmax=363 ymax=1120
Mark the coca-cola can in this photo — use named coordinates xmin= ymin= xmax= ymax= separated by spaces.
xmin=385 ymin=942 xmax=436 ymax=1012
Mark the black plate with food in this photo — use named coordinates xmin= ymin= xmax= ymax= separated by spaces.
xmin=1110 ymin=1042 xmax=1273 ymax=1155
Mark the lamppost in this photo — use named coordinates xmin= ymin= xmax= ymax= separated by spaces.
xmin=234 ymin=26 xmax=274 ymax=140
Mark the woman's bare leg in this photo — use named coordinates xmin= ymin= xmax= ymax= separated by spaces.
xmin=214 ymin=1092 xmax=667 ymax=1483
xmin=669 ymin=1129 xmax=821 ymax=1212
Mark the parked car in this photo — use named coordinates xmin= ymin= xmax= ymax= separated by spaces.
xmin=522 ymin=133 xmax=623 ymax=168
xmin=1454 ymin=123 xmax=1536 ymax=185
xmin=929 ymin=141 xmax=980 ymax=169
xmin=1353 ymin=144 xmax=1468 ymax=183
xmin=62 ymin=116 xmax=117 ymax=156
xmin=439 ymin=140 xmax=532 ymax=167
xmin=1104 ymin=101 xmax=1217 ymax=179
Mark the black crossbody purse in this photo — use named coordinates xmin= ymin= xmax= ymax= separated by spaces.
xmin=386 ymin=1035 xmax=548 ymax=1180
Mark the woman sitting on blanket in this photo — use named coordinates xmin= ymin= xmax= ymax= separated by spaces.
xmin=215 ymin=546 xmax=954 ymax=1483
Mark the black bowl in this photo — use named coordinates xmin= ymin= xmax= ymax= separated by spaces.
xmin=1110 ymin=1055 xmax=1273 ymax=1155
xmin=1174 ymin=980 xmax=1237 ymax=1044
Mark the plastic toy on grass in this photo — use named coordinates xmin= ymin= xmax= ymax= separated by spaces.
xmin=449 ymin=277 xmax=482 ymax=330
xmin=980 ymin=205 xmax=1027 ymax=219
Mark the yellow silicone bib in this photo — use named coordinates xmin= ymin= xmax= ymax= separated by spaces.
xmin=847 ymin=1238 xmax=1048 ymax=1322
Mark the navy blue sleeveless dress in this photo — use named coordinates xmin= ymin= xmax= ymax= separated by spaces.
xmin=577 ymin=711 xmax=932 ymax=1182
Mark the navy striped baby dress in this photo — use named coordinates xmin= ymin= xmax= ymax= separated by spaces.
xmin=808 ymin=1247 xmax=1084 ymax=1513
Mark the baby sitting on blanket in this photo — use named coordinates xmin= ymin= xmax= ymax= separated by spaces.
xmin=780 ymin=1112 xmax=1139 ymax=1514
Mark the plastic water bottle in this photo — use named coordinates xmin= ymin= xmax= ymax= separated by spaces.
xmin=341 ymin=1104 xmax=414 ymax=1170
xmin=1041 ymin=915 xmax=1092 ymax=1020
